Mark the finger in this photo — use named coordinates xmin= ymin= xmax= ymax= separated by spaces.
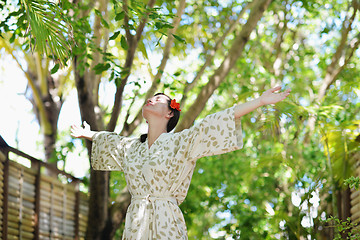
xmin=71 ymin=125 xmax=81 ymax=130
xmin=271 ymin=86 xmax=282 ymax=92
xmin=282 ymin=91 xmax=290 ymax=99
xmin=84 ymin=121 xmax=91 ymax=130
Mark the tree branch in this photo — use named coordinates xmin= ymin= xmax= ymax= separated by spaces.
xmin=176 ymin=0 xmax=272 ymax=131
xmin=73 ymin=56 xmax=100 ymax=132
xmin=180 ymin=1 xmax=254 ymax=108
xmin=123 ymin=0 xmax=132 ymax=42
xmin=317 ymin=1 xmax=359 ymax=100
xmin=107 ymin=0 xmax=157 ymax=132
xmin=120 ymin=0 xmax=187 ymax=136
xmin=91 ymin=0 xmax=109 ymax=105
xmin=35 ymin=52 xmax=48 ymax=95
xmin=271 ymin=5 xmax=289 ymax=80
xmin=122 ymin=92 xmax=138 ymax=130
xmin=255 ymin=2 xmax=289 ymax=77
xmin=135 ymin=0 xmax=157 ymax=42
xmin=305 ymin=1 xmax=359 ymax=141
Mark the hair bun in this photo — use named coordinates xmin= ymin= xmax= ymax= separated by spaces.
xmin=140 ymin=134 xmax=148 ymax=143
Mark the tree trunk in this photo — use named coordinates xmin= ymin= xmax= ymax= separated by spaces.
xmin=73 ymin=54 xmax=109 ymax=239
xmin=102 ymin=187 xmax=131 ymax=240
xmin=87 ymin=169 xmax=110 ymax=239
xmin=338 ymin=187 xmax=351 ymax=239
xmin=25 ymin=57 xmax=63 ymax=172
xmin=42 ymin=91 xmax=62 ymax=169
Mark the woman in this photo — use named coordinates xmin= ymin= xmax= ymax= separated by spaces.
xmin=71 ymin=86 xmax=290 ymax=239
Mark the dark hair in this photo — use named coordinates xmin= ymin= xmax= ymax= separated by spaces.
xmin=140 ymin=93 xmax=181 ymax=143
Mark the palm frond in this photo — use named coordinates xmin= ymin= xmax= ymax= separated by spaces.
xmin=321 ymin=120 xmax=360 ymax=186
xmin=20 ymin=0 xmax=73 ymax=65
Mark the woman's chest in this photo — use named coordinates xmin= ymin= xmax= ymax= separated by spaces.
xmin=123 ymin=142 xmax=180 ymax=184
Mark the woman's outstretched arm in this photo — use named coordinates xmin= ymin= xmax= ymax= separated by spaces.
xmin=71 ymin=121 xmax=97 ymax=141
xmin=234 ymin=86 xmax=291 ymax=119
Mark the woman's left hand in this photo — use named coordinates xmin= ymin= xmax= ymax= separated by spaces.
xmin=259 ymin=86 xmax=291 ymax=105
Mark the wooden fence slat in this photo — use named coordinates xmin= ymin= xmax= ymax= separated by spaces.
xmin=7 ymin=221 xmax=34 ymax=233
xmin=8 ymin=164 xmax=36 ymax=181
xmin=7 ymin=208 xmax=34 ymax=221
xmin=7 ymin=189 xmax=35 ymax=204
xmin=8 ymin=205 xmax=34 ymax=217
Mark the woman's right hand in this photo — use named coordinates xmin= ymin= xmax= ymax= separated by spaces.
xmin=71 ymin=121 xmax=94 ymax=140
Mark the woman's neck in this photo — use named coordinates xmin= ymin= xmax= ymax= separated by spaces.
xmin=147 ymin=121 xmax=167 ymax=148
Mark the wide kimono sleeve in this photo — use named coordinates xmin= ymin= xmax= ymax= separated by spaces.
xmin=177 ymin=106 xmax=243 ymax=162
xmin=91 ymin=131 xmax=127 ymax=171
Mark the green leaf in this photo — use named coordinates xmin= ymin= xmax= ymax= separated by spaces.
xmin=101 ymin=18 xmax=109 ymax=29
xmin=155 ymin=21 xmax=162 ymax=29
xmin=172 ymin=34 xmax=186 ymax=44
xmin=9 ymin=33 xmax=16 ymax=43
xmin=109 ymin=31 xmax=120 ymax=40
xmin=94 ymin=9 xmax=101 ymax=16
xmin=138 ymin=40 xmax=148 ymax=60
xmin=115 ymin=77 xmax=122 ymax=87
xmin=50 ymin=63 xmax=60 ymax=74
xmin=115 ymin=11 xmax=125 ymax=21
xmin=344 ymin=176 xmax=360 ymax=189
xmin=120 ymin=69 xmax=129 ymax=78
xmin=109 ymin=70 xmax=115 ymax=81
xmin=120 ymin=35 xmax=128 ymax=50
xmin=93 ymin=63 xmax=111 ymax=74
xmin=94 ymin=8 xmax=109 ymax=28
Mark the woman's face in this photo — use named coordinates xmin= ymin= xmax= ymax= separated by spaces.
xmin=142 ymin=94 xmax=172 ymax=120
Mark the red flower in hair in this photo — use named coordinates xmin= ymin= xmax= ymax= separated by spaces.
xmin=170 ymin=99 xmax=181 ymax=111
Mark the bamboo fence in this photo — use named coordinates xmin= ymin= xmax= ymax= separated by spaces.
xmin=350 ymin=152 xmax=360 ymax=232
xmin=0 ymin=137 xmax=88 ymax=240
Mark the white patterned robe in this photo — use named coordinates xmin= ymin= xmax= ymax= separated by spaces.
xmin=91 ymin=106 xmax=243 ymax=239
